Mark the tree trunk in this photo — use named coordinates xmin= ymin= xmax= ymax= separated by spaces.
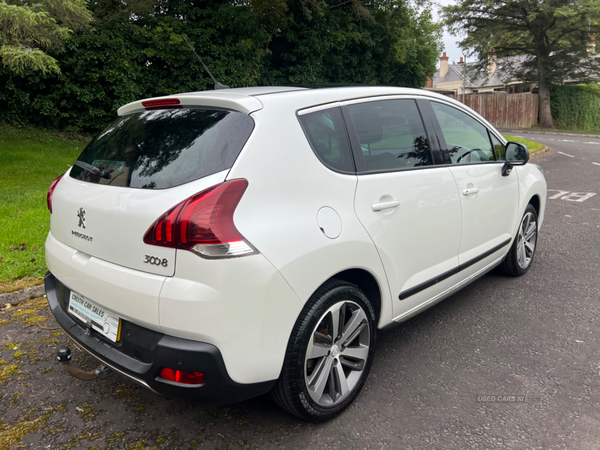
xmin=536 ymin=57 xmax=554 ymax=128
xmin=538 ymin=81 xmax=554 ymax=129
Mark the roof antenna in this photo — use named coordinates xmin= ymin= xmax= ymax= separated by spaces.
xmin=183 ymin=36 xmax=229 ymax=90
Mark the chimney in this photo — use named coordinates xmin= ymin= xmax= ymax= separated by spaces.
xmin=487 ymin=48 xmax=496 ymax=77
xmin=440 ymin=52 xmax=449 ymax=78
xmin=588 ymin=35 xmax=596 ymax=56
xmin=459 ymin=56 xmax=464 ymax=64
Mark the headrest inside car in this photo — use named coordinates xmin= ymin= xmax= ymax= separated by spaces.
xmin=353 ymin=108 xmax=383 ymax=145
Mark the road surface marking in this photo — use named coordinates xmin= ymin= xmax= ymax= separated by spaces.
xmin=559 ymin=139 xmax=576 ymax=142
xmin=547 ymin=190 xmax=597 ymax=202
xmin=592 ymin=162 xmax=600 ymax=166
xmin=558 ymin=151 xmax=575 ymax=157
xmin=547 ymin=190 xmax=570 ymax=199
xmin=561 ymin=192 xmax=597 ymax=202
xmin=583 ymin=142 xmax=600 ymax=145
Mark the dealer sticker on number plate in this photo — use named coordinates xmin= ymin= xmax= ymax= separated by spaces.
xmin=68 ymin=291 xmax=121 ymax=342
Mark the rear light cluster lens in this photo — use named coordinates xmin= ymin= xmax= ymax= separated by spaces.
xmin=47 ymin=173 xmax=65 ymax=213
xmin=142 ymin=98 xmax=181 ymax=110
xmin=143 ymin=179 xmax=257 ymax=259
xmin=159 ymin=368 xmax=205 ymax=385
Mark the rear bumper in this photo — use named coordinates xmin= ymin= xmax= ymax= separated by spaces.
xmin=45 ymin=272 xmax=276 ymax=404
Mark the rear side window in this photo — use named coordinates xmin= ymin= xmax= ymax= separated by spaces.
xmin=347 ymin=99 xmax=433 ymax=172
xmin=299 ymin=107 xmax=354 ymax=173
xmin=70 ymin=108 xmax=254 ymax=189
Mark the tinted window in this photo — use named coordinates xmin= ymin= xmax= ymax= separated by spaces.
xmin=490 ymin=133 xmax=506 ymax=160
xmin=431 ymin=102 xmax=495 ymax=164
xmin=348 ymin=99 xmax=432 ymax=172
xmin=299 ymin=108 xmax=354 ymax=172
xmin=70 ymin=108 xmax=254 ymax=189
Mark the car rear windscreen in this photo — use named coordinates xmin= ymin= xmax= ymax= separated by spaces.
xmin=69 ymin=108 xmax=254 ymax=189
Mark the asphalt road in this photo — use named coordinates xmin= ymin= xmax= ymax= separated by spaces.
xmin=1 ymin=133 xmax=599 ymax=449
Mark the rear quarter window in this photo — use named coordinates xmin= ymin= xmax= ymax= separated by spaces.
xmin=298 ymin=107 xmax=354 ymax=173
xmin=70 ymin=108 xmax=254 ymax=189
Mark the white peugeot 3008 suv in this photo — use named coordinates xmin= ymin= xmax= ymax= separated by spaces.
xmin=45 ymin=86 xmax=546 ymax=421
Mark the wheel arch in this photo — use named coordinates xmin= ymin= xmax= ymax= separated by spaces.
xmin=316 ymin=268 xmax=383 ymax=327
xmin=528 ymin=194 xmax=541 ymax=217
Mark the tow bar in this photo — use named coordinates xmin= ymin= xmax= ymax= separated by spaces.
xmin=56 ymin=346 xmax=112 ymax=381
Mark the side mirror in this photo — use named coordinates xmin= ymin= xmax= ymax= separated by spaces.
xmin=501 ymin=141 xmax=529 ymax=176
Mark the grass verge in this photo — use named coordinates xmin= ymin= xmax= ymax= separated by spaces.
xmin=0 ymin=124 xmax=88 ymax=283
xmin=502 ymin=134 xmax=545 ymax=153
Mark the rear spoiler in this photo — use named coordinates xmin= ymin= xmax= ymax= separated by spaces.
xmin=117 ymin=93 xmax=264 ymax=116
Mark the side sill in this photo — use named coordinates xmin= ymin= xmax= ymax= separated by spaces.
xmin=389 ymin=255 xmax=504 ymax=326
xmin=398 ymin=238 xmax=511 ymax=300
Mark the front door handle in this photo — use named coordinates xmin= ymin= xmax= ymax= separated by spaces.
xmin=462 ymin=187 xmax=479 ymax=196
xmin=371 ymin=200 xmax=401 ymax=211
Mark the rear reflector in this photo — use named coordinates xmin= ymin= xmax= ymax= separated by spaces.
xmin=142 ymin=99 xmax=181 ymax=110
xmin=143 ymin=179 xmax=257 ymax=259
xmin=159 ymin=368 xmax=205 ymax=385
xmin=47 ymin=173 xmax=65 ymax=213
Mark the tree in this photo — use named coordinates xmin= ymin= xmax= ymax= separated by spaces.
xmin=443 ymin=0 xmax=600 ymax=128
xmin=0 ymin=0 xmax=443 ymax=131
xmin=0 ymin=0 xmax=93 ymax=74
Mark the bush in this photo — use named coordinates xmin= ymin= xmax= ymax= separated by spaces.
xmin=551 ymin=84 xmax=600 ymax=133
xmin=0 ymin=0 xmax=442 ymax=133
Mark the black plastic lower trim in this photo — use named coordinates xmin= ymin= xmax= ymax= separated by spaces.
xmin=398 ymin=238 xmax=511 ymax=300
xmin=45 ymin=272 xmax=276 ymax=404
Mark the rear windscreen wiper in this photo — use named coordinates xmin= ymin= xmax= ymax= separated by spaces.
xmin=74 ymin=161 xmax=111 ymax=179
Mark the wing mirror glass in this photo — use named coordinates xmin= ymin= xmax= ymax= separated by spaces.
xmin=502 ymin=142 xmax=529 ymax=176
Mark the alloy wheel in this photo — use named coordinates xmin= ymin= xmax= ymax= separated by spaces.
xmin=516 ymin=211 xmax=537 ymax=269
xmin=304 ymin=300 xmax=371 ymax=407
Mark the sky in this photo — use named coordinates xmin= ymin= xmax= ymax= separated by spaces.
xmin=431 ymin=0 xmax=466 ymax=67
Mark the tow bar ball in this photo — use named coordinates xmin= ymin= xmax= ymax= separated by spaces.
xmin=56 ymin=346 xmax=112 ymax=381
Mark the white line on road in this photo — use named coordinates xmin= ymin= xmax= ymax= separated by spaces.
xmin=583 ymin=142 xmax=600 ymax=145
xmin=558 ymin=151 xmax=575 ymax=157
xmin=592 ymin=162 xmax=600 ymax=166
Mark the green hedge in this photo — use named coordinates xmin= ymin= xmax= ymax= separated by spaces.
xmin=551 ymin=84 xmax=600 ymax=133
xmin=0 ymin=0 xmax=442 ymax=133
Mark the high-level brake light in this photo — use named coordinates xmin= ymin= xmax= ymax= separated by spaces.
xmin=143 ymin=179 xmax=257 ymax=259
xmin=142 ymin=99 xmax=181 ymax=110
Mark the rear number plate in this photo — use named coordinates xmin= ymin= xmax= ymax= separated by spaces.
xmin=68 ymin=291 xmax=121 ymax=342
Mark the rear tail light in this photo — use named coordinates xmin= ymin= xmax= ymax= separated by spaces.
xmin=143 ymin=179 xmax=257 ymax=259
xmin=159 ymin=368 xmax=205 ymax=385
xmin=47 ymin=173 xmax=65 ymax=213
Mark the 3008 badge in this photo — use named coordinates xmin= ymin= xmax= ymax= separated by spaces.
xmin=144 ymin=255 xmax=168 ymax=267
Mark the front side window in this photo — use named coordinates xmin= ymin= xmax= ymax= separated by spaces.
xmin=299 ymin=107 xmax=354 ymax=172
xmin=348 ymin=99 xmax=432 ymax=172
xmin=490 ymin=133 xmax=506 ymax=160
xmin=430 ymin=102 xmax=495 ymax=164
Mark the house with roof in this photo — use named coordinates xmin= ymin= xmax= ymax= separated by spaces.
xmin=426 ymin=52 xmax=535 ymax=95
xmin=427 ymin=39 xmax=599 ymax=95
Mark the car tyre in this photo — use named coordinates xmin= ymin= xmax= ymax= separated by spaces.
xmin=500 ymin=204 xmax=538 ymax=277
xmin=270 ymin=279 xmax=376 ymax=422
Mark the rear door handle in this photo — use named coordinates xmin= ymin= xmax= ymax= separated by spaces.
xmin=462 ymin=188 xmax=479 ymax=195
xmin=371 ymin=200 xmax=400 ymax=211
